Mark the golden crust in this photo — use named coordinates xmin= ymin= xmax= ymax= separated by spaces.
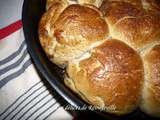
xmin=39 ymin=4 xmax=108 ymax=66
xmin=100 ymin=0 xmax=160 ymax=50
xmin=39 ymin=1 xmax=68 ymax=62
xmin=141 ymin=44 xmax=160 ymax=117
xmin=77 ymin=0 xmax=103 ymax=7
xmin=105 ymin=0 xmax=143 ymax=8
xmin=141 ymin=0 xmax=160 ymax=12
xmin=39 ymin=0 xmax=160 ymax=116
xmin=46 ymin=0 xmax=69 ymax=10
xmin=54 ymin=4 xmax=108 ymax=45
xmin=65 ymin=40 xmax=144 ymax=114
xmin=100 ymin=1 xmax=144 ymax=25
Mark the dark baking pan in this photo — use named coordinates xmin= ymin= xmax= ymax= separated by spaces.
xmin=22 ymin=0 xmax=158 ymax=119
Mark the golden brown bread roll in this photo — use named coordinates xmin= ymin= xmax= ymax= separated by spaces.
xmin=39 ymin=3 xmax=108 ymax=67
xmin=65 ymin=39 xmax=144 ymax=115
xmin=140 ymin=45 xmax=160 ymax=117
xmin=39 ymin=0 xmax=160 ymax=116
xmin=100 ymin=0 xmax=160 ymax=50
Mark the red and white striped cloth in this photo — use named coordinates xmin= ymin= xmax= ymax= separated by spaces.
xmin=0 ymin=0 xmax=73 ymax=119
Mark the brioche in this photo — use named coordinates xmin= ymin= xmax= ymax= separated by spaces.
xmin=39 ymin=0 xmax=160 ymax=116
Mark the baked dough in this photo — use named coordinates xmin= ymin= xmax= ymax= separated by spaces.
xmin=39 ymin=0 xmax=160 ymax=116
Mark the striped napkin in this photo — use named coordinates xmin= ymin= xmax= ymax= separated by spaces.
xmin=0 ymin=0 xmax=73 ymax=119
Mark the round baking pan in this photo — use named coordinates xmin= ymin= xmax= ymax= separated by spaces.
xmin=22 ymin=0 xmax=158 ymax=119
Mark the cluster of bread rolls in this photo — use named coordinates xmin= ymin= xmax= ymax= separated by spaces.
xmin=39 ymin=0 xmax=160 ymax=117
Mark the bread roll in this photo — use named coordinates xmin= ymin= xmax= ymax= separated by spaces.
xmin=141 ymin=45 xmax=160 ymax=117
xmin=39 ymin=0 xmax=160 ymax=117
xmin=65 ymin=39 xmax=144 ymax=115
xmin=100 ymin=0 xmax=160 ymax=50
xmin=39 ymin=3 xmax=108 ymax=67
